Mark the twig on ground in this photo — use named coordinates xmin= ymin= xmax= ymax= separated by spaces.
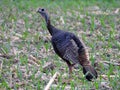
xmin=29 ymin=55 xmax=39 ymax=64
xmin=44 ymin=72 xmax=59 ymax=90
xmin=0 ymin=54 xmax=13 ymax=59
xmin=28 ymin=59 xmax=40 ymax=67
xmin=0 ymin=60 xmax=3 ymax=71
xmin=43 ymin=62 xmax=55 ymax=72
xmin=101 ymin=75 xmax=119 ymax=78
xmin=101 ymin=61 xmax=120 ymax=66
xmin=95 ymin=60 xmax=120 ymax=67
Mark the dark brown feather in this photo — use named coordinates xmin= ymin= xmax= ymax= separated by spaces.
xmin=63 ymin=39 xmax=79 ymax=64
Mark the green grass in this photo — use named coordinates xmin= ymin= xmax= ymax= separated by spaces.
xmin=0 ymin=0 xmax=120 ymax=90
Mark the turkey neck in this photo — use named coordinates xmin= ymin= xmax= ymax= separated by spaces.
xmin=44 ymin=15 xmax=59 ymax=36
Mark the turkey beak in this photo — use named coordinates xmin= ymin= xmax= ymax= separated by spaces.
xmin=37 ymin=8 xmax=41 ymax=13
xmin=37 ymin=9 xmax=40 ymax=13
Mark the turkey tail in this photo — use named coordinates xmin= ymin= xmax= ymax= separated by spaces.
xmin=83 ymin=65 xmax=97 ymax=81
xmin=78 ymin=48 xmax=98 ymax=81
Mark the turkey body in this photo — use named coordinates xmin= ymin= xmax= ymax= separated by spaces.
xmin=52 ymin=31 xmax=80 ymax=64
xmin=37 ymin=8 xmax=98 ymax=81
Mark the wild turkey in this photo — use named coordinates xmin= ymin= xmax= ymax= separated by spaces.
xmin=37 ymin=8 xmax=97 ymax=81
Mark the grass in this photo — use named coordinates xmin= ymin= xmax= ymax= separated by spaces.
xmin=0 ymin=0 xmax=120 ymax=89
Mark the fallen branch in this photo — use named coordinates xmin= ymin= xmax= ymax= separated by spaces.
xmin=44 ymin=72 xmax=59 ymax=90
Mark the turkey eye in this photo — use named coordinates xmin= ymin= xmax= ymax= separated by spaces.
xmin=41 ymin=9 xmax=44 ymax=11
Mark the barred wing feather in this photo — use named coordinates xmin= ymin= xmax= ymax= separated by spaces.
xmin=63 ymin=39 xmax=79 ymax=64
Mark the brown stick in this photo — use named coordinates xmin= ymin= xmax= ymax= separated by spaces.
xmin=44 ymin=72 xmax=59 ymax=90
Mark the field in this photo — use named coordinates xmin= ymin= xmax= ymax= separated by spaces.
xmin=0 ymin=0 xmax=120 ymax=90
